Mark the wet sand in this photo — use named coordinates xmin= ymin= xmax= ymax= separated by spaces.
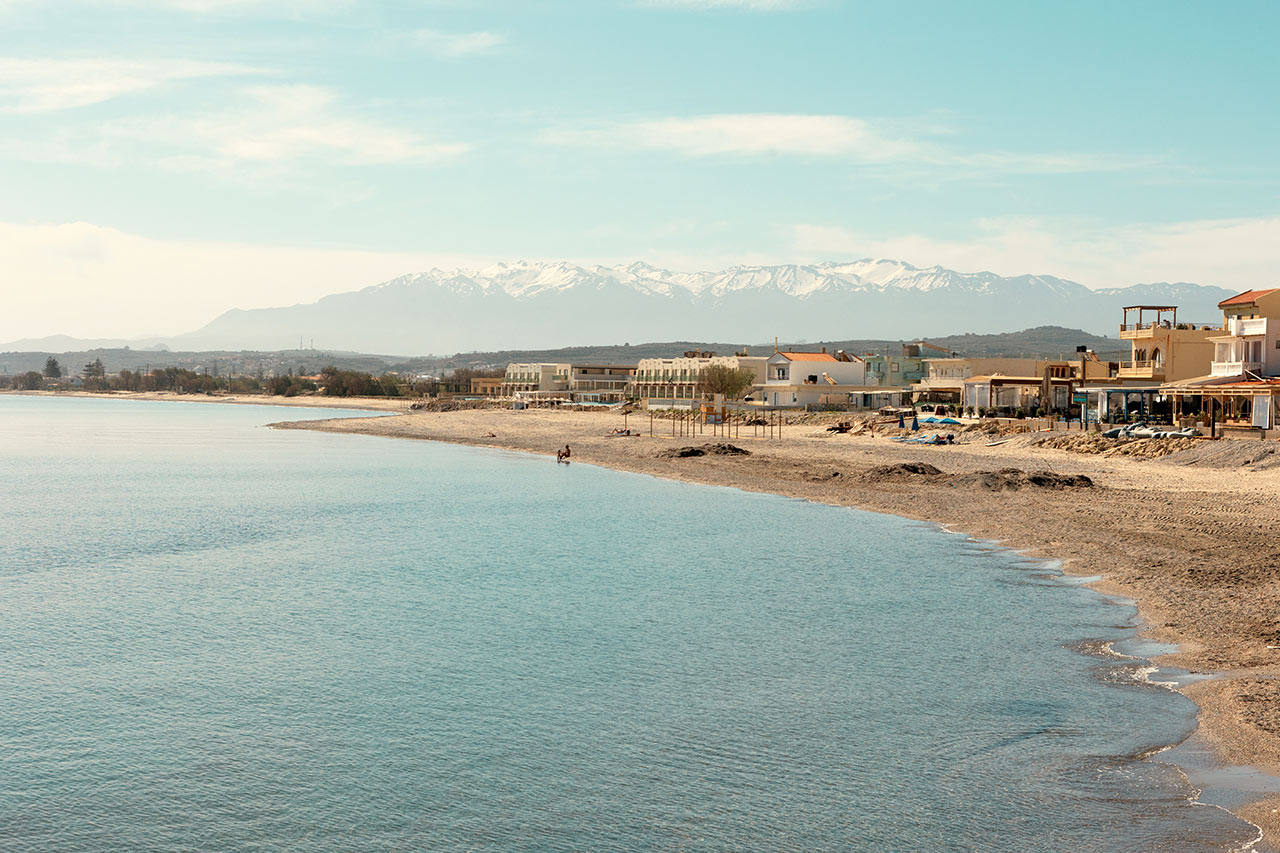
xmin=270 ymin=404 xmax=1280 ymax=849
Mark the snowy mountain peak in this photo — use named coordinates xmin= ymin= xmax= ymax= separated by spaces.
xmin=187 ymin=258 xmax=1236 ymax=356
xmin=350 ymin=260 xmax=1231 ymax=309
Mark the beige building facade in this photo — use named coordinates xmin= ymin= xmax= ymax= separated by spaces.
xmin=569 ymin=364 xmax=635 ymax=402
xmin=1118 ymin=305 xmax=1216 ymax=383
xmin=633 ymin=352 xmax=767 ymax=407
xmin=501 ymin=363 xmax=570 ymax=396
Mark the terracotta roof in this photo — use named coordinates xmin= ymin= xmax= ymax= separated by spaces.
xmin=1218 ymin=288 xmax=1280 ymax=308
xmin=777 ymin=352 xmax=837 ymax=362
xmin=1212 ymin=379 xmax=1280 ymax=388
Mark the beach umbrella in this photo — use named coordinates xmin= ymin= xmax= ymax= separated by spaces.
xmin=911 ymin=413 xmax=919 ymax=431
xmin=897 ymin=412 xmax=905 ymax=428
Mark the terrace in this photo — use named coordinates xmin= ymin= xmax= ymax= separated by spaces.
xmin=1120 ymin=305 xmax=1219 ymax=338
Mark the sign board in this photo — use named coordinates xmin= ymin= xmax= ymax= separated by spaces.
xmin=1072 ymin=393 xmax=1088 ymax=404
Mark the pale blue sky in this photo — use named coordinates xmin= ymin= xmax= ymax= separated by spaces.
xmin=3 ymin=0 xmax=1278 ymax=339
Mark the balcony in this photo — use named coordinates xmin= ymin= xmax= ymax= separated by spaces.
xmin=1226 ymin=317 xmax=1268 ymax=337
xmin=1121 ymin=321 xmax=1222 ymax=339
xmin=572 ymin=381 xmax=630 ymax=391
xmin=1117 ymin=360 xmax=1165 ymax=380
xmin=1210 ymin=360 xmax=1263 ymax=377
xmin=1119 ymin=324 xmax=1159 ymax=340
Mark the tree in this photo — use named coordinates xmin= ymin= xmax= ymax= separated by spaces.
xmin=698 ymin=364 xmax=755 ymax=400
xmin=83 ymin=358 xmax=106 ymax=390
xmin=43 ymin=357 xmax=61 ymax=379
xmin=14 ymin=371 xmax=42 ymax=390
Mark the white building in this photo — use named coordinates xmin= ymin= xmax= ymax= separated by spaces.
xmin=1210 ymin=288 xmax=1280 ymax=378
xmin=761 ymin=350 xmax=866 ymax=407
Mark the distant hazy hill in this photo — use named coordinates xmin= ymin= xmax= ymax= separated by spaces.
xmin=165 ymin=259 xmax=1233 ymax=356
xmin=0 ymin=326 xmax=1124 ymax=376
xmin=394 ymin=326 xmax=1126 ymax=374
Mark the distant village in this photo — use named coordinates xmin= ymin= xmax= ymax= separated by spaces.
xmin=466 ymin=290 xmax=1280 ymax=434
xmin=13 ymin=288 xmax=1280 ymax=434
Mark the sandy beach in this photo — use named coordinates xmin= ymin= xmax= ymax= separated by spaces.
xmin=263 ymin=401 xmax=1280 ymax=846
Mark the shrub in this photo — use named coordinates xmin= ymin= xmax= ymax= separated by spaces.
xmin=14 ymin=371 xmax=42 ymax=390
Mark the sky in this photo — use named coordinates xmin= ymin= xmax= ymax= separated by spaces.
xmin=3 ymin=0 xmax=1280 ymax=341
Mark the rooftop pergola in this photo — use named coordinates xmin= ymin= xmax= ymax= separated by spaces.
xmin=1121 ymin=305 xmax=1178 ymax=331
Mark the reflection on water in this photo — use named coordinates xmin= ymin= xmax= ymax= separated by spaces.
xmin=0 ymin=395 xmax=1263 ymax=851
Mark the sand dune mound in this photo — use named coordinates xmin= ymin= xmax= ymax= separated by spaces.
xmin=1163 ymin=441 xmax=1280 ymax=470
xmin=657 ymin=443 xmax=751 ymax=459
xmin=1036 ymin=433 xmax=1201 ymax=460
xmin=861 ymin=462 xmax=944 ymax=481
xmin=951 ymin=468 xmax=1093 ymax=491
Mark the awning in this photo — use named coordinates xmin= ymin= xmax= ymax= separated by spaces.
xmin=1161 ymin=373 xmax=1242 ymax=389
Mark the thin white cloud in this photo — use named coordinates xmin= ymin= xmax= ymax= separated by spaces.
xmin=0 ymin=221 xmax=492 ymax=341
xmin=787 ymin=216 xmax=1280 ymax=291
xmin=0 ymin=58 xmax=254 ymax=113
xmin=545 ymin=114 xmax=922 ymax=159
xmin=409 ymin=28 xmax=507 ymax=58
xmin=541 ymin=113 xmax=1149 ymax=175
xmin=99 ymin=84 xmax=469 ymax=168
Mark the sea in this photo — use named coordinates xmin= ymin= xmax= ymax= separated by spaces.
xmin=0 ymin=395 xmax=1263 ymax=851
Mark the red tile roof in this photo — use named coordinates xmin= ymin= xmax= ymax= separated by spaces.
xmin=777 ymin=352 xmax=837 ymax=362
xmin=1218 ymin=288 xmax=1280 ymax=308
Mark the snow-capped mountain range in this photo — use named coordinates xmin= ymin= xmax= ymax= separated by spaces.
xmin=156 ymin=259 xmax=1236 ymax=355
xmin=360 ymin=259 xmax=1090 ymax=299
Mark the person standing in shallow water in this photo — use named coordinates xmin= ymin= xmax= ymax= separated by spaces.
xmin=556 ymin=445 xmax=571 ymax=464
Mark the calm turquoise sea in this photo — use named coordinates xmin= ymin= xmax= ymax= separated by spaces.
xmin=0 ymin=396 xmax=1259 ymax=850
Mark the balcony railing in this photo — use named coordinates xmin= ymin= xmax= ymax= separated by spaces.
xmin=1211 ymin=360 xmax=1263 ymax=377
xmin=1226 ymin=317 xmax=1268 ymax=337
xmin=1121 ymin=321 xmax=1222 ymax=337
xmin=1117 ymin=361 xmax=1164 ymax=378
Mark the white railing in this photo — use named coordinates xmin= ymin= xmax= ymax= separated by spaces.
xmin=1211 ymin=361 xmax=1243 ymax=376
xmin=1118 ymin=361 xmax=1163 ymax=376
xmin=1226 ymin=317 xmax=1268 ymax=336
xmin=1211 ymin=360 xmax=1263 ymax=377
xmin=1241 ymin=317 xmax=1267 ymax=336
